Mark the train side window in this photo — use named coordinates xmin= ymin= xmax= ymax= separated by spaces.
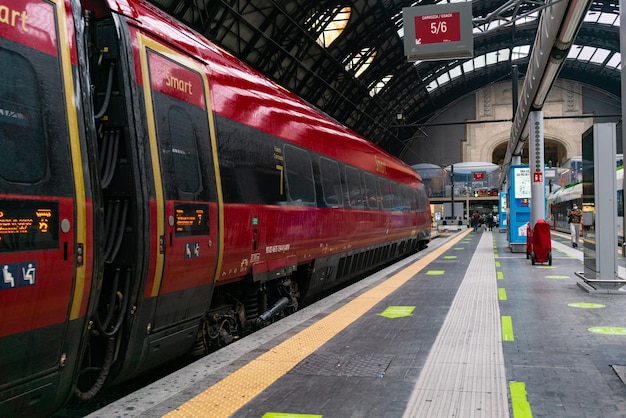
xmin=378 ymin=178 xmax=393 ymax=210
xmin=0 ymin=50 xmax=46 ymax=183
xmin=403 ymin=185 xmax=410 ymax=210
xmin=168 ymin=106 xmax=201 ymax=194
xmin=320 ymin=157 xmax=343 ymax=207
xmin=363 ymin=172 xmax=379 ymax=210
xmin=284 ymin=145 xmax=315 ymax=205
xmin=416 ymin=184 xmax=428 ymax=212
xmin=618 ymin=189 xmax=623 ymax=217
xmin=345 ymin=166 xmax=364 ymax=209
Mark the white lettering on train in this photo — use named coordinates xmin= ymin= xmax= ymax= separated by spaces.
xmin=265 ymin=244 xmax=290 ymax=254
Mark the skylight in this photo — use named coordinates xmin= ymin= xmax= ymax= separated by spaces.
xmin=369 ymin=75 xmax=394 ymax=97
xmin=568 ymin=44 xmax=619 ymax=68
xmin=306 ymin=6 xmax=351 ymax=48
xmin=584 ymin=11 xmax=619 ymax=25
xmin=425 ymin=47 xmax=528 ymax=93
xmin=345 ymin=48 xmax=377 ymax=78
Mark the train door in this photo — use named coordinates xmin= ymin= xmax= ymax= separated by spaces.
xmin=0 ymin=0 xmax=94 ymax=414
xmin=137 ymin=36 xmax=223 ymax=333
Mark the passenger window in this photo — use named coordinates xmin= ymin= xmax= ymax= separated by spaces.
xmin=284 ymin=145 xmax=315 ymax=204
xmin=363 ymin=173 xmax=379 ymax=210
xmin=378 ymin=178 xmax=393 ymax=210
xmin=416 ymin=184 xmax=428 ymax=212
xmin=168 ymin=106 xmax=201 ymax=193
xmin=345 ymin=166 xmax=364 ymax=209
xmin=0 ymin=50 xmax=46 ymax=183
xmin=320 ymin=157 xmax=343 ymax=207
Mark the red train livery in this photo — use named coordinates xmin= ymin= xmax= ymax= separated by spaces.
xmin=0 ymin=0 xmax=431 ymax=415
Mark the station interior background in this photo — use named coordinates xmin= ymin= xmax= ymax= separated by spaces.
xmin=146 ymin=1 xmax=623 ymax=226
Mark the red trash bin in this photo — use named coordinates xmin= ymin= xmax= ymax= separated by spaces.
xmin=531 ymin=219 xmax=552 ymax=265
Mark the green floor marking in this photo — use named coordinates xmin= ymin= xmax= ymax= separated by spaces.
xmin=263 ymin=414 xmax=322 ymax=418
xmin=443 ymin=255 xmax=457 ymax=259
xmin=568 ymin=302 xmax=605 ymax=308
xmin=453 ymin=247 xmax=464 ymax=250
xmin=495 ymin=261 xmax=501 ymax=267
xmin=378 ymin=306 xmax=415 ymax=318
xmin=497 ymin=271 xmax=504 ymax=280
xmin=426 ymin=270 xmax=445 ymax=275
xmin=546 ymin=275 xmax=569 ymax=279
xmin=536 ymin=266 xmax=555 ymax=269
xmin=498 ymin=288 xmax=507 ymax=301
xmin=588 ymin=327 xmax=626 ymax=335
xmin=509 ymin=381 xmax=533 ymax=418
xmin=502 ymin=316 xmax=514 ymax=341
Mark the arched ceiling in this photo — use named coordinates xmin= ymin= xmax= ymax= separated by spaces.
xmin=147 ymin=0 xmax=620 ymax=160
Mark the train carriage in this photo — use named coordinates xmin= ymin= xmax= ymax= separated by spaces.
xmin=0 ymin=0 xmax=431 ymax=415
xmin=546 ymin=166 xmax=623 ymax=242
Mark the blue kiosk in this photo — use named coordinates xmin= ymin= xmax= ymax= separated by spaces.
xmin=498 ymin=192 xmax=507 ymax=232
xmin=508 ymin=165 xmax=531 ymax=252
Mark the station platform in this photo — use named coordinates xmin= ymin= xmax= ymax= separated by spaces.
xmin=89 ymin=229 xmax=626 ymax=417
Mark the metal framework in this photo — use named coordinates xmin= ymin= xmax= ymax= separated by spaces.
xmin=147 ymin=0 xmax=620 ymax=159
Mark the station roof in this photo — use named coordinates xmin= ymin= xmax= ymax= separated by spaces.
xmin=147 ymin=0 xmax=620 ymax=159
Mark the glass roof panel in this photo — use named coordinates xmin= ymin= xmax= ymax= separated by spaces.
xmin=449 ymin=66 xmax=463 ymax=80
xmin=345 ymin=48 xmax=377 ymax=78
xmin=567 ymin=44 xmax=582 ymax=59
xmin=426 ymin=80 xmax=439 ymax=92
xmin=307 ymin=7 xmax=351 ymax=48
xmin=369 ymin=75 xmax=394 ymax=97
xmin=462 ymin=60 xmax=474 ymax=72
xmin=590 ymin=48 xmax=610 ymax=64
xmin=577 ymin=46 xmax=596 ymax=61
xmin=485 ymin=51 xmax=499 ymax=65
xmin=512 ymin=45 xmax=530 ymax=60
xmin=606 ymin=53 xmax=621 ymax=69
xmin=473 ymin=55 xmax=486 ymax=69
xmin=436 ymin=72 xmax=451 ymax=85
xmin=584 ymin=11 xmax=619 ymax=25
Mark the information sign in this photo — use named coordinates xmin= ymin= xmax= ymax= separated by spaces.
xmin=403 ymin=3 xmax=473 ymax=61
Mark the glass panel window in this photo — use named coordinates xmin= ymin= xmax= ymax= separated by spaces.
xmin=345 ymin=166 xmax=364 ymax=209
xmin=284 ymin=145 xmax=315 ymax=204
xmin=320 ymin=157 xmax=343 ymax=207
xmin=362 ymin=172 xmax=379 ymax=210
xmin=379 ymin=178 xmax=393 ymax=209
xmin=168 ymin=106 xmax=200 ymax=193
xmin=0 ymin=50 xmax=46 ymax=183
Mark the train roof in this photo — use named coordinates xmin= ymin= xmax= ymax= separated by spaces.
xmin=104 ymin=0 xmax=421 ymax=187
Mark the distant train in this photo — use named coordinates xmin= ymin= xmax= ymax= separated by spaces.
xmin=546 ymin=166 xmax=623 ymax=241
xmin=0 ymin=0 xmax=431 ymax=416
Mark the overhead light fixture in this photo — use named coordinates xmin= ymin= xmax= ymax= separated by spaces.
xmin=557 ymin=0 xmax=593 ymax=48
xmin=533 ymin=57 xmax=561 ymax=108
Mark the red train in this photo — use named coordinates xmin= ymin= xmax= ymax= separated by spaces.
xmin=0 ymin=0 xmax=431 ymax=415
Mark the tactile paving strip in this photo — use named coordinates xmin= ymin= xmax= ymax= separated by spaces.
xmin=289 ymin=353 xmax=394 ymax=378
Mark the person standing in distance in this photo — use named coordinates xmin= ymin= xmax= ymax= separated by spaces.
xmin=567 ymin=204 xmax=583 ymax=247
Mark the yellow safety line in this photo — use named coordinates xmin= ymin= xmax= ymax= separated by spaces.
xmin=165 ymin=229 xmax=472 ymax=417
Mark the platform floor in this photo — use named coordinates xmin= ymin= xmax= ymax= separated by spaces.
xmin=90 ymin=229 xmax=626 ymax=418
